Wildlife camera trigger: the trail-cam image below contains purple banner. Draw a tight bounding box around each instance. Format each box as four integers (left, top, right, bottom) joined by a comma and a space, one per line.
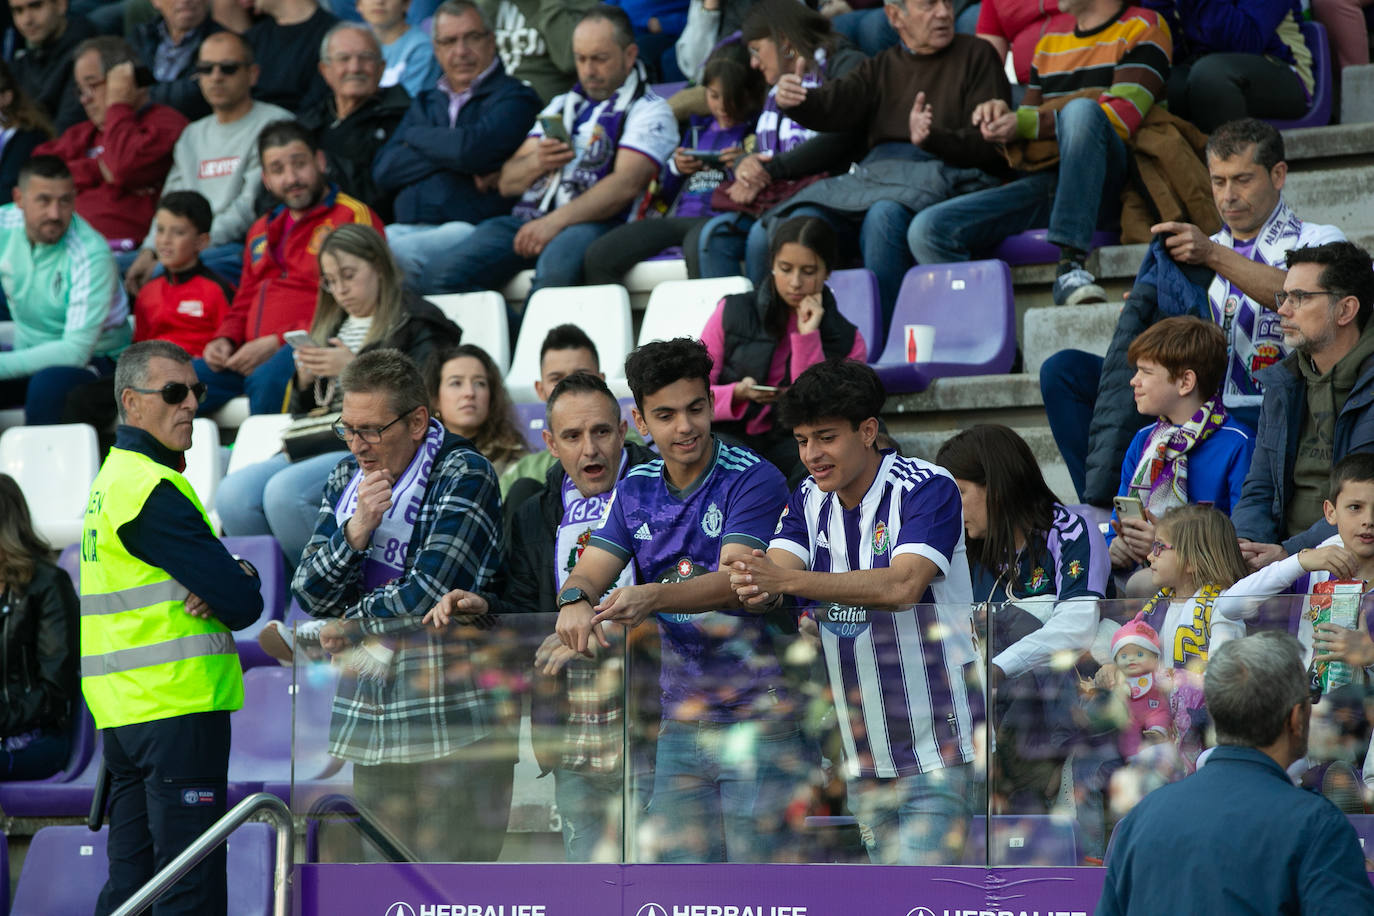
296, 864, 1107, 916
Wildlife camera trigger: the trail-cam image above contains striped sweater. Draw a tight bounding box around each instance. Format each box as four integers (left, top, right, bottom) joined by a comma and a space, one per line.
1016, 6, 1172, 142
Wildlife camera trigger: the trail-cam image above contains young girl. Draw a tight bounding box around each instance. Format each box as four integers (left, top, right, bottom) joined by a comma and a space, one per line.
583, 44, 763, 284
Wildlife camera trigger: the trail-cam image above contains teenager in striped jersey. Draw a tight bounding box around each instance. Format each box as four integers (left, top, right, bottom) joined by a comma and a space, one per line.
728, 358, 981, 865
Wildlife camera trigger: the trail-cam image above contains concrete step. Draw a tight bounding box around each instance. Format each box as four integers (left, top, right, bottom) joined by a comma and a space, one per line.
1340, 67, 1374, 126
1023, 302, 1119, 374
892, 422, 1075, 505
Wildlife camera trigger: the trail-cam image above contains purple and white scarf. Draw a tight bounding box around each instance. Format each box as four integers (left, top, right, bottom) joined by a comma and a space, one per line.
1127, 396, 1227, 517
334, 418, 445, 592
755, 48, 826, 155
513, 61, 648, 221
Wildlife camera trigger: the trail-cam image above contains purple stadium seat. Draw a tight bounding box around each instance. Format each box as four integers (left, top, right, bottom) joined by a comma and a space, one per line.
983, 815, 1079, 866
514, 401, 548, 453
651, 80, 688, 98
827, 268, 882, 361
1268, 21, 1333, 130
1346, 814, 1374, 858
12, 823, 274, 916
0, 832, 8, 916
58, 542, 78, 590
264, 761, 356, 822
11, 826, 109, 916
0, 701, 97, 816
222, 535, 288, 670
992, 229, 1121, 266
228, 665, 343, 805
873, 261, 1016, 394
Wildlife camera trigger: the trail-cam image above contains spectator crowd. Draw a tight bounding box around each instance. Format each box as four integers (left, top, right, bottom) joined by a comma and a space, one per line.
4, 0, 1374, 911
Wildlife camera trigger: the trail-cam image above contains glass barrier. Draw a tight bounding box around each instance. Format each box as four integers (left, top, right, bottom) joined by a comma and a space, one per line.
288, 593, 1374, 868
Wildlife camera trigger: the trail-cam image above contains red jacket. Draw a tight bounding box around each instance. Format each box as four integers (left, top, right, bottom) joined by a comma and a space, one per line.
216, 186, 383, 346
34, 101, 187, 243
134, 261, 233, 355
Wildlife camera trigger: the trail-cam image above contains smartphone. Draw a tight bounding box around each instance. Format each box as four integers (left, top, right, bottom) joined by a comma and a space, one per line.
681, 149, 724, 167
539, 114, 571, 144
284, 330, 323, 349
750, 384, 779, 393
1113, 495, 1148, 522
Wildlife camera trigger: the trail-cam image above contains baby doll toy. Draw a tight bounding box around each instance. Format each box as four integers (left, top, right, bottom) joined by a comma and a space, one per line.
1111, 612, 1173, 758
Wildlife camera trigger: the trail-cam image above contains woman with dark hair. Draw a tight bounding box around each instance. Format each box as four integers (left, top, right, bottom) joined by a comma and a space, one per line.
216, 223, 461, 568
427, 343, 528, 476
0, 59, 53, 201
703, 216, 865, 478
695, 0, 862, 284
0, 473, 79, 781
936, 424, 1109, 814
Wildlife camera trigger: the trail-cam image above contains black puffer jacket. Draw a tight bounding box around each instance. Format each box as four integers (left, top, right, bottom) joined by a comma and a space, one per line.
299, 85, 412, 223
1, 559, 79, 737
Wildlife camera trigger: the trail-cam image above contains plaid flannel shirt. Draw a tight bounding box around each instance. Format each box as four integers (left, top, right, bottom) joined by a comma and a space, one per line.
292, 435, 504, 764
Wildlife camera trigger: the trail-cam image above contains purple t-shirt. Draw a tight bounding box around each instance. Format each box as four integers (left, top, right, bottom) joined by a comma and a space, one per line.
668, 116, 751, 220
590, 438, 789, 722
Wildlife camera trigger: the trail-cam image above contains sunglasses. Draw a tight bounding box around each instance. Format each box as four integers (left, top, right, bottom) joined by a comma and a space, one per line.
194, 61, 246, 77
127, 381, 209, 405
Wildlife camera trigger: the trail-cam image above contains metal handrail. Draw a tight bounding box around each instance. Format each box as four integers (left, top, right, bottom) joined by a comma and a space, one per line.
110, 791, 293, 916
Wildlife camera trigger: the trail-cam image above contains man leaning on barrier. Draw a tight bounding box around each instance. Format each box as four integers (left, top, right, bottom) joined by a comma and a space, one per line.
292, 347, 512, 862
729, 357, 982, 865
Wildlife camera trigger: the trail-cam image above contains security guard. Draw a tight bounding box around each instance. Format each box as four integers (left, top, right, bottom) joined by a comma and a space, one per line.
81, 340, 263, 916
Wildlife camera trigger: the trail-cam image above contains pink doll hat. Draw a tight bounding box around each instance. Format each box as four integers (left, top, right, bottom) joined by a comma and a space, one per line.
1112, 611, 1161, 657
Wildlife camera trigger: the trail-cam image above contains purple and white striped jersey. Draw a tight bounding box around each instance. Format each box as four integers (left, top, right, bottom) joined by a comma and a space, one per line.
771, 450, 980, 779
590, 438, 791, 723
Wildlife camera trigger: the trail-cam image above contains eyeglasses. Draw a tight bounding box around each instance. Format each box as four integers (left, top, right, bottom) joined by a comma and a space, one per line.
325, 52, 382, 65
127, 381, 209, 405
332, 409, 415, 444
1150, 539, 1174, 558
1275, 289, 1341, 310
193, 61, 247, 77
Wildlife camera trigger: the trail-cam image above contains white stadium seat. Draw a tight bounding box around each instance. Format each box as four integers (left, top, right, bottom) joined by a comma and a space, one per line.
183, 417, 224, 512
506, 285, 634, 402
225, 413, 295, 478
0, 423, 99, 548
426, 292, 511, 375
638, 276, 753, 346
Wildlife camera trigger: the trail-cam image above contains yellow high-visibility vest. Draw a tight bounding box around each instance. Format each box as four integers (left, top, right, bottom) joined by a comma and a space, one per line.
79, 447, 243, 729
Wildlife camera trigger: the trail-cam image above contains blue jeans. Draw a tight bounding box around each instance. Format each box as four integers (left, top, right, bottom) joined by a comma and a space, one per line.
200, 243, 244, 287
553, 768, 623, 862
432, 213, 621, 296
847, 761, 974, 865
908, 97, 1127, 263
193, 344, 297, 416
1039, 348, 1104, 501
386, 221, 477, 293
648, 717, 811, 863
215, 449, 340, 570
0, 357, 117, 425
694, 212, 754, 280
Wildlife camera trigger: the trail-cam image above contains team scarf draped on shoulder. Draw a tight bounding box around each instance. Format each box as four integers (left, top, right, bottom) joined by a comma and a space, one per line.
1127, 396, 1227, 517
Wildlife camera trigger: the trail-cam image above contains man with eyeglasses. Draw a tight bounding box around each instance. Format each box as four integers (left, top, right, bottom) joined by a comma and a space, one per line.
33, 35, 188, 259
0, 154, 130, 425
7, 0, 96, 130
243, 0, 338, 113
124, 32, 292, 294
130, 0, 224, 121
299, 23, 410, 222
192, 118, 383, 416
1232, 241, 1374, 572
81, 338, 264, 915
292, 347, 512, 861
1041, 117, 1346, 509
374, 0, 540, 293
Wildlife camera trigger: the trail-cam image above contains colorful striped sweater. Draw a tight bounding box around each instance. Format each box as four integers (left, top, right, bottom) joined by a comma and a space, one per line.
1016, 6, 1172, 143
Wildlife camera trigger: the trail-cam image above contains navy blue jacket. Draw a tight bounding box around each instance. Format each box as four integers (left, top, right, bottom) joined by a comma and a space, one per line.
114, 426, 263, 630
372, 61, 541, 226
1231, 339, 1374, 553
1099, 745, 1374, 915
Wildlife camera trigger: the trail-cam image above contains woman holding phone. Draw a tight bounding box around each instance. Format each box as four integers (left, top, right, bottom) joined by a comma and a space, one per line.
701, 217, 864, 482
216, 224, 460, 568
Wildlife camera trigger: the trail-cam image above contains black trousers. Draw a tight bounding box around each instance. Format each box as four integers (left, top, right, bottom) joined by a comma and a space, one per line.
583, 216, 709, 285
1168, 53, 1308, 132
96, 711, 232, 916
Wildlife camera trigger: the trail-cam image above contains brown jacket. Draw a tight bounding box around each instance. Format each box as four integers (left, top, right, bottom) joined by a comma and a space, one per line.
1000, 91, 1219, 243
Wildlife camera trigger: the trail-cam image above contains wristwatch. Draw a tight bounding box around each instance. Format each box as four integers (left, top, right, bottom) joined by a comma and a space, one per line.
557, 586, 589, 610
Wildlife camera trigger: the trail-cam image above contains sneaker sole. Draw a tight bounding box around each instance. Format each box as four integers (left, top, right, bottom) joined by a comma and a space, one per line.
1061, 283, 1108, 306
258, 623, 295, 666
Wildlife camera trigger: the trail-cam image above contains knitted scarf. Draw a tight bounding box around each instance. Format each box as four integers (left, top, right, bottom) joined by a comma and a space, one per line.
1127, 396, 1227, 517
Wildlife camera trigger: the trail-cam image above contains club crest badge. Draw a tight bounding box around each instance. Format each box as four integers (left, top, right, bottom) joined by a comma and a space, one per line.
702, 502, 723, 538
872, 521, 888, 555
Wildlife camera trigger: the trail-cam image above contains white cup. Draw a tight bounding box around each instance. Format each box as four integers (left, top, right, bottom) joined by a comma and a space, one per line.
903, 324, 935, 363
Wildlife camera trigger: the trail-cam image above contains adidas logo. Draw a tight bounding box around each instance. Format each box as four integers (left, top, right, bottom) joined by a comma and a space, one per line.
816, 531, 830, 548
634, 523, 652, 541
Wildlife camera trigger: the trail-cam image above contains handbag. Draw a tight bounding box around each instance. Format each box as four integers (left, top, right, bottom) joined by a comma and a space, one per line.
708, 173, 824, 217
281, 409, 342, 462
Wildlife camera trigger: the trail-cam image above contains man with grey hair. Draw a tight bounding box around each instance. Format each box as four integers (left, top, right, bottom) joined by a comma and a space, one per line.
83, 338, 262, 915
131, 0, 225, 120
373, 0, 541, 291
1099, 632, 1374, 914
299, 22, 410, 221
33, 35, 188, 253
292, 347, 513, 860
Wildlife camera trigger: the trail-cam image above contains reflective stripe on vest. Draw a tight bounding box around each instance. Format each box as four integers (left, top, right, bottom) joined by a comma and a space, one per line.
80, 631, 236, 677
80, 580, 189, 616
